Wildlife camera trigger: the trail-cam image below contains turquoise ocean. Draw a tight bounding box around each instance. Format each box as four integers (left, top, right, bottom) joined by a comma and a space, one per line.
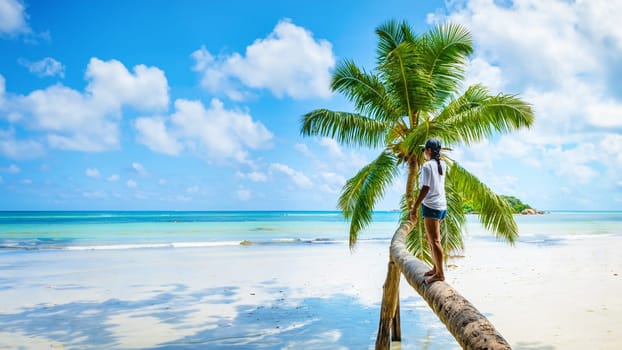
0, 211, 620, 349
1, 210, 621, 251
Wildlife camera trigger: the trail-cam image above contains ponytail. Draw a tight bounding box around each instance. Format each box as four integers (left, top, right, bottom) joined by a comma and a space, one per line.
431, 149, 443, 175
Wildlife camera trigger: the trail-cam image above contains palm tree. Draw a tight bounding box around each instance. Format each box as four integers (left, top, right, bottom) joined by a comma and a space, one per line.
301, 20, 533, 261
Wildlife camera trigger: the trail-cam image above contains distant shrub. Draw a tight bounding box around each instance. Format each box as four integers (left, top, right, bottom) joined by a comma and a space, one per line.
462, 195, 531, 214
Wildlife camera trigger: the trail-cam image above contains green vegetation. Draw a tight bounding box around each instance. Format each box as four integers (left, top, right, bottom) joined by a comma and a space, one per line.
300, 20, 534, 262
463, 195, 532, 214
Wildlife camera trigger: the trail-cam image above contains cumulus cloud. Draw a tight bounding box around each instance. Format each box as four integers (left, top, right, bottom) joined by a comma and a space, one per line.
0, 0, 29, 36
135, 98, 272, 163
107, 174, 119, 182
294, 143, 312, 158
85, 58, 169, 112
2, 58, 169, 153
18, 57, 65, 78
0, 128, 45, 159
133, 117, 182, 155
270, 163, 312, 188
126, 179, 137, 188
317, 137, 343, 157
85, 168, 100, 178
236, 171, 268, 182
586, 100, 622, 128
192, 19, 335, 100
464, 57, 504, 93
317, 171, 346, 194
435, 1, 622, 131
131, 162, 148, 176
427, 0, 622, 206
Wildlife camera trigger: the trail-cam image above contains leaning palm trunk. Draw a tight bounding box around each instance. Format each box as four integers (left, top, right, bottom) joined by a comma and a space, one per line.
376, 221, 511, 350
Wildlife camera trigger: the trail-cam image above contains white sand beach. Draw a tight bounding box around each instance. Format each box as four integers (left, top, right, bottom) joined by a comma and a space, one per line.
0, 235, 620, 349
449, 236, 622, 350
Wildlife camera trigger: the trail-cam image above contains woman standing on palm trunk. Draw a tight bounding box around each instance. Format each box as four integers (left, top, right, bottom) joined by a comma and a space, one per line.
409, 138, 447, 284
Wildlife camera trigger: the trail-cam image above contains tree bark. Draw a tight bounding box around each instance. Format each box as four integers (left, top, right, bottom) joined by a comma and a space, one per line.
391, 298, 401, 341
375, 259, 401, 350
390, 221, 512, 350
405, 161, 417, 209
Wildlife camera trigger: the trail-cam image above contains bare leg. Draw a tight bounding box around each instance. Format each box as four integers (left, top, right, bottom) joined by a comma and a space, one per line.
424, 218, 444, 284
424, 230, 436, 276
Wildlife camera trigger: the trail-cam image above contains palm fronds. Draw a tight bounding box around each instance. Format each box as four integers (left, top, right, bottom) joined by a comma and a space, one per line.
419, 23, 473, 109
301, 109, 389, 148
435, 84, 534, 145
331, 60, 400, 123
299, 19, 533, 253
338, 151, 400, 247
448, 162, 519, 243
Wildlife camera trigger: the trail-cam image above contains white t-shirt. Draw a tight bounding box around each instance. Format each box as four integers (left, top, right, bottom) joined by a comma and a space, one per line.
419, 159, 447, 210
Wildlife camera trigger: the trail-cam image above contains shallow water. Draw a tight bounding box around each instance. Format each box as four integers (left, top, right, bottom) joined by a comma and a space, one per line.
1, 211, 619, 251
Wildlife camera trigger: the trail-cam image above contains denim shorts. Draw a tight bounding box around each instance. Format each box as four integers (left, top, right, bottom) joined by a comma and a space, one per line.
422, 204, 447, 220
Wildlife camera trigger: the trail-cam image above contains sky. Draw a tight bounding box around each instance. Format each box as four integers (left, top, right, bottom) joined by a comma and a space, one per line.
0, 0, 621, 211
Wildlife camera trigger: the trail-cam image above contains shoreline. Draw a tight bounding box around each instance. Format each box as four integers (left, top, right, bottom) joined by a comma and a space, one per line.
0, 234, 620, 349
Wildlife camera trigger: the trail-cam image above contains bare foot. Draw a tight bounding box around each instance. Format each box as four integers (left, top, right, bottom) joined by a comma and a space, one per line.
425, 274, 445, 284
424, 269, 436, 277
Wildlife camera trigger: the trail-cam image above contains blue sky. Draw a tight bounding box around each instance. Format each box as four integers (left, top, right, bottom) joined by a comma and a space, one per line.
0, 0, 621, 211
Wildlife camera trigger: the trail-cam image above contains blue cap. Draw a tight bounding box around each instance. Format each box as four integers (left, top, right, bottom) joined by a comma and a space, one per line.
424, 138, 441, 151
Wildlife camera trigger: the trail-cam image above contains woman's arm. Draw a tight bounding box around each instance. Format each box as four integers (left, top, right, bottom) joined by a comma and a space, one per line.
409, 186, 429, 222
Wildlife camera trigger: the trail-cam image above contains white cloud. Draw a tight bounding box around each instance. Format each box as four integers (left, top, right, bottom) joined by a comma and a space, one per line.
586, 100, 622, 128
133, 117, 182, 155
545, 145, 599, 184
192, 19, 335, 100
0, 0, 29, 35
107, 174, 119, 182
158, 178, 166, 185
126, 179, 137, 188
237, 171, 268, 182
435, 1, 600, 88
434, 0, 622, 131
270, 163, 312, 188
464, 57, 504, 93
317, 137, 343, 157
247, 171, 268, 182
317, 171, 346, 194
426, 0, 622, 208
294, 143, 312, 157
0, 175, 3, 183
0, 128, 45, 159
18, 57, 66, 78
131, 162, 148, 176
135, 98, 272, 163
2, 58, 169, 153
85, 58, 169, 112
20, 178, 31, 185
85, 168, 100, 178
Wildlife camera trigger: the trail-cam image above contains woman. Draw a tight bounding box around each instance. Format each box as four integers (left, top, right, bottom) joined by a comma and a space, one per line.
409, 138, 447, 284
